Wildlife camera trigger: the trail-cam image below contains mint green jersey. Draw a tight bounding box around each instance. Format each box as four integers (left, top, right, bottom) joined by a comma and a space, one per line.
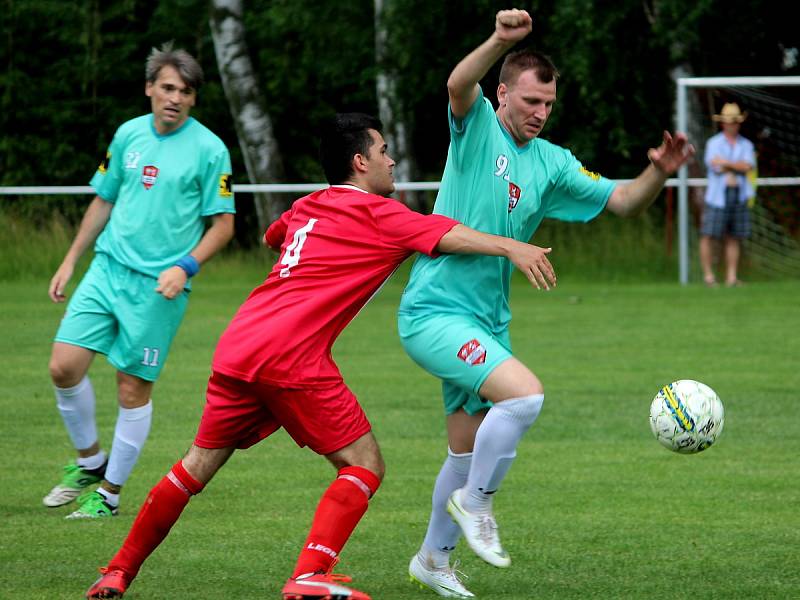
399, 87, 615, 331
90, 115, 235, 280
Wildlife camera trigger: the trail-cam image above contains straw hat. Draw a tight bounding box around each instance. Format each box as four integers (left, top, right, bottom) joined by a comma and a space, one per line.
713, 103, 747, 123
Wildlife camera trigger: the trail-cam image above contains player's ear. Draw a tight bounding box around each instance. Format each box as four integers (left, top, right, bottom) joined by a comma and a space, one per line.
353, 152, 368, 174
497, 83, 508, 107
145, 81, 154, 97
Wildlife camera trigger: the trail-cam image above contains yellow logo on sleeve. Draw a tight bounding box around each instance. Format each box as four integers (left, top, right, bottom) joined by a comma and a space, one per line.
219, 174, 233, 197
579, 166, 601, 181
98, 152, 111, 174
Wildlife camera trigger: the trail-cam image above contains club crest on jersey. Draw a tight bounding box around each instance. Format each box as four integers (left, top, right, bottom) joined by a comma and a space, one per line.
141, 165, 159, 190
457, 339, 487, 366
508, 182, 521, 213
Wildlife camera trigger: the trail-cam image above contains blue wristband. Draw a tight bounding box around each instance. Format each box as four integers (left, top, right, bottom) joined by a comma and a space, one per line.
175, 255, 200, 277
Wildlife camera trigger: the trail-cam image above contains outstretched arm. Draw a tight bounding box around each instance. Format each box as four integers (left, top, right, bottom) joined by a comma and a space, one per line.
448, 9, 533, 118
437, 224, 555, 290
605, 131, 696, 218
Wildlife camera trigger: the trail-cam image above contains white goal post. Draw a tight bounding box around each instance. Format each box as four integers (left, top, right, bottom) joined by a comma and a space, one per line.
675, 76, 800, 284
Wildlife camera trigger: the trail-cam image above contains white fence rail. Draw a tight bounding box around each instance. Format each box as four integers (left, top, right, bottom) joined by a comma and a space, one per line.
3, 178, 799, 282
0, 177, 800, 196
2, 178, 798, 196
0, 182, 441, 195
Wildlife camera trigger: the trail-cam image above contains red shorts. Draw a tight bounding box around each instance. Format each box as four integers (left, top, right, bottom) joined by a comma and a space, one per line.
194, 371, 371, 455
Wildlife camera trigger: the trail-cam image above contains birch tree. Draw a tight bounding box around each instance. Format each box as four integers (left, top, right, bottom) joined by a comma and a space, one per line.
374, 0, 423, 210
210, 0, 288, 230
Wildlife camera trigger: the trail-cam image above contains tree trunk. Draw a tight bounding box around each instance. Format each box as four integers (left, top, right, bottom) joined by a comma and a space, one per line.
374, 0, 424, 211
209, 0, 288, 231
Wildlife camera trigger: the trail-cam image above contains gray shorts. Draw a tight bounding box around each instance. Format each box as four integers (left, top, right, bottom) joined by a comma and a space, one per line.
700, 188, 751, 239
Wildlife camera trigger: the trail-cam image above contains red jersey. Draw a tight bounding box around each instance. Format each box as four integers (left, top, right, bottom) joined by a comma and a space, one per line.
212, 185, 458, 387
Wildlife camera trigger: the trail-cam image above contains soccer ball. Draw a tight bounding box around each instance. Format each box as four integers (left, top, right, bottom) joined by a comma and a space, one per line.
649, 380, 725, 454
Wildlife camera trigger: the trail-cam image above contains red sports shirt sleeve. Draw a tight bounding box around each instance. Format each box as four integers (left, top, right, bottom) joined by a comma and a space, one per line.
371, 198, 458, 257
264, 208, 292, 249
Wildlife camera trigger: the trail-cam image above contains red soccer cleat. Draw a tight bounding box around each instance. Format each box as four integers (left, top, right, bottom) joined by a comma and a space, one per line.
282, 571, 371, 600
85, 567, 130, 599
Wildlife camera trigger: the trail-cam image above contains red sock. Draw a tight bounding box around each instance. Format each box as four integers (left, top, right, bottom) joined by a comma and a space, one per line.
291, 466, 381, 578
107, 460, 204, 579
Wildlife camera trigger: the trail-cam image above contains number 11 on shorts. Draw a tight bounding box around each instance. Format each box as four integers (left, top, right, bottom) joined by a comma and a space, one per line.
141, 347, 160, 367
280, 218, 317, 278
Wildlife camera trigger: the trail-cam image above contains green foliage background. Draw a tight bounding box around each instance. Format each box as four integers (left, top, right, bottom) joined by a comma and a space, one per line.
2, 0, 797, 235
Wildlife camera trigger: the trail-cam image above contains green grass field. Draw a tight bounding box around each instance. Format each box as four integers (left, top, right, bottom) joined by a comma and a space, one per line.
1, 260, 799, 599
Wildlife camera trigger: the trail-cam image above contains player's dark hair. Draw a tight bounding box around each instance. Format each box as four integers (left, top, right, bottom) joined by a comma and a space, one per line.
319, 113, 383, 184
499, 49, 559, 87
145, 41, 204, 90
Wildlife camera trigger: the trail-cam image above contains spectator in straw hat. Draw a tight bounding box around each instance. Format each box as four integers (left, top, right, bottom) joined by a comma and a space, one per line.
700, 102, 755, 287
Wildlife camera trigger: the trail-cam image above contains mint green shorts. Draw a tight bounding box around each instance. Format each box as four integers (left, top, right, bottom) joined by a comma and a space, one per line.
54, 254, 189, 382
398, 313, 512, 415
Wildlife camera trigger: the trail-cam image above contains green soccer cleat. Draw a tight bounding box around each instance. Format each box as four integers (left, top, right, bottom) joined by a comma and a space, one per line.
43, 461, 106, 508
66, 491, 119, 519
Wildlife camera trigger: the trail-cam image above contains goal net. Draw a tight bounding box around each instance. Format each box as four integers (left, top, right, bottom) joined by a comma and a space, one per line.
675, 76, 800, 283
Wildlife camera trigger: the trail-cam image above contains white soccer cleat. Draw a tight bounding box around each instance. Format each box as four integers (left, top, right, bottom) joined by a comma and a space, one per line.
43, 484, 84, 508
447, 489, 510, 568
408, 554, 474, 598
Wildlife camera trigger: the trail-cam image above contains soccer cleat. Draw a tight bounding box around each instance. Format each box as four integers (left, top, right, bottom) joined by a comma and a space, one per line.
282, 572, 371, 600
66, 491, 119, 519
85, 567, 130, 598
43, 460, 106, 507
409, 554, 474, 598
447, 489, 510, 568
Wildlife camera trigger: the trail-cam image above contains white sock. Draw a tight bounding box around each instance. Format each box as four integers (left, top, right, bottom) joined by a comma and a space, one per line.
463, 394, 544, 513
76, 450, 107, 471
105, 401, 153, 488
96, 487, 120, 507
55, 376, 98, 450
418, 547, 452, 571
422, 449, 472, 563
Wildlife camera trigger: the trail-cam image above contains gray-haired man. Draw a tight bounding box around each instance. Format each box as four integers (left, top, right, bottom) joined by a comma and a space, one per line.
44, 43, 235, 518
